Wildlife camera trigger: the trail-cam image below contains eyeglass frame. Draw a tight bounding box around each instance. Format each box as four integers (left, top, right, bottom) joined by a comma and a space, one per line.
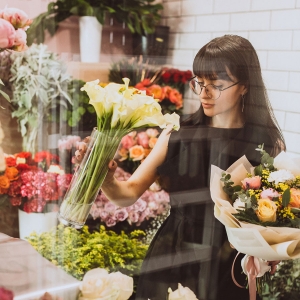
188, 76, 241, 100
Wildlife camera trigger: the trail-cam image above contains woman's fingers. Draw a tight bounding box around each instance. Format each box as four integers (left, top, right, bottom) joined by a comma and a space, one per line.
268, 260, 281, 275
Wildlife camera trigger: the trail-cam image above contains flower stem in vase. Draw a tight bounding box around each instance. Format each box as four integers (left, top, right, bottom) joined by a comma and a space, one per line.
58, 128, 123, 228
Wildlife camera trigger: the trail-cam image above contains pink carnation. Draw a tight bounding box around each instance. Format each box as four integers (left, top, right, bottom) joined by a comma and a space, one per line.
260, 188, 280, 200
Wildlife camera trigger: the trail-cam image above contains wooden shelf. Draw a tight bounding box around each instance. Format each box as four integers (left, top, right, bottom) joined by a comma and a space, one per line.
66, 61, 110, 83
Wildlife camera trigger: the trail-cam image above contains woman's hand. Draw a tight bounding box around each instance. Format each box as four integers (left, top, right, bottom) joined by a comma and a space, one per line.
102, 159, 118, 187
268, 260, 281, 275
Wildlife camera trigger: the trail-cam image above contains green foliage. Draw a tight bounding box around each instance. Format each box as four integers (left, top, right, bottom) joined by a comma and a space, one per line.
27, 0, 164, 45
261, 259, 300, 300
254, 144, 275, 176
9, 44, 72, 153
26, 224, 148, 280
221, 172, 242, 202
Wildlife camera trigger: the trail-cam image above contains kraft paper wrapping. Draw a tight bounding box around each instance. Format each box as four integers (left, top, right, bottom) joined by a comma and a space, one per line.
210, 153, 300, 261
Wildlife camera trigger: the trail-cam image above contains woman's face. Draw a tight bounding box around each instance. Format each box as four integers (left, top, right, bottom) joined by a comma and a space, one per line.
197, 69, 247, 127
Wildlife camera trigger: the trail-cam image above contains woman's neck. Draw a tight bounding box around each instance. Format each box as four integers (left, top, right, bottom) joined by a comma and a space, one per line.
208, 112, 245, 129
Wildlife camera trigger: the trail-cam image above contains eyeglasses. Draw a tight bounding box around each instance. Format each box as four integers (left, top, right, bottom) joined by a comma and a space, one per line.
189, 76, 240, 100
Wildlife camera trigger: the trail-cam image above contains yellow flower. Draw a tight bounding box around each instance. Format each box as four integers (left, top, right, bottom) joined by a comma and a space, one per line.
256, 198, 277, 222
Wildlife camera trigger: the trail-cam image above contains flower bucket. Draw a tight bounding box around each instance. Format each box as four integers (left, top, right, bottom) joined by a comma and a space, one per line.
79, 16, 102, 63
58, 128, 122, 229
18, 209, 57, 240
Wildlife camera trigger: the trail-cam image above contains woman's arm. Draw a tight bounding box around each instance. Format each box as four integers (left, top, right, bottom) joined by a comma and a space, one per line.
101, 125, 173, 207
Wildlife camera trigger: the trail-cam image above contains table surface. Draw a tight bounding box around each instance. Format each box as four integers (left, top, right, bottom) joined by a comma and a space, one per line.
0, 233, 80, 299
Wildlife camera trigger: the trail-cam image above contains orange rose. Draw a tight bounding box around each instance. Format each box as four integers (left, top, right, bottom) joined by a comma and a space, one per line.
0, 175, 10, 194
144, 148, 152, 158
118, 148, 129, 161
148, 85, 163, 100
169, 89, 183, 108
5, 166, 19, 181
289, 188, 300, 208
149, 137, 158, 149
129, 145, 145, 161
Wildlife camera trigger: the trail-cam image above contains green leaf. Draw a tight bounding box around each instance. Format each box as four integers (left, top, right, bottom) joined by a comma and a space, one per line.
282, 188, 291, 207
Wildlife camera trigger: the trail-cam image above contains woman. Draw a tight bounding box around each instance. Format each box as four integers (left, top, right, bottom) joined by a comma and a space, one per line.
102, 35, 285, 300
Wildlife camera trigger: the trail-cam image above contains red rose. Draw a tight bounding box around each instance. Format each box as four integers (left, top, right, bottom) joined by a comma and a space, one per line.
5, 157, 16, 167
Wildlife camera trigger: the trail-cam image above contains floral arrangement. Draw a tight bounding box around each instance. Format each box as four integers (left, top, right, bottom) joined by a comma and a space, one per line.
0, 150, 72, 213
135, 79, 183, 115
0, 7, 32, 53
221, 144, 300, 228
58, 77, 179, 228
0, 6, 32, 104
26, 224, 148, 281
116, 128, 160, 174
210, 144, 300, 298
90, 167, 170, 227
78, 268, 133, 300
159, 67, 193, 95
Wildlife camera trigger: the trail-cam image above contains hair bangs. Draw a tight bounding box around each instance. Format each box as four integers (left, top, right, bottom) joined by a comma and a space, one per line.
193, 48, 234, 82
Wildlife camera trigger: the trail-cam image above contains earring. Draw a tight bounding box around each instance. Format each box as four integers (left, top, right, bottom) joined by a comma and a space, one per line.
241, 94, 245, 113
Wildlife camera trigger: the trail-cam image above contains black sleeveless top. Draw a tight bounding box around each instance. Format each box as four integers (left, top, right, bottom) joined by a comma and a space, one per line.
135, 110, 276, 300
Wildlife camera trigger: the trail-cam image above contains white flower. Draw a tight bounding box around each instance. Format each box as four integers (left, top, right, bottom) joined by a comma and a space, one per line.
267, 169, 295, 185
79, 268, 120, 300
168, 284, 198, 300
107, 272, 133, 300
273, 151, 300, 177
16, 157, 26, 165
79, 269, 133, 300
233, 198, 246, 210
47, 165, 65, 175
163, 113, 180, 131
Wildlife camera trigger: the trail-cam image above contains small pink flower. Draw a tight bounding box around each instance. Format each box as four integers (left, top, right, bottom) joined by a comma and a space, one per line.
241, 176, 261, 190
9, 196, 22, 206
137, 132, 149, 148
260, 188, 280, 200
14, 28, 26, 45
114, 208, 128, 222
127, 211, 139, 225
0, 18, 16, 48
106, 217, 117, 227
0, 7, 32, 29
121, 135, 136, 150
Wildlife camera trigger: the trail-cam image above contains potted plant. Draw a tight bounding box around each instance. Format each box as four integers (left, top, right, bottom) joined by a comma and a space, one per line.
26, 0, 164, 45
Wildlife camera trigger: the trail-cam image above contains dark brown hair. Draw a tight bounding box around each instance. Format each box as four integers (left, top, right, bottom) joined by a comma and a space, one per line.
191, 34, 285, 152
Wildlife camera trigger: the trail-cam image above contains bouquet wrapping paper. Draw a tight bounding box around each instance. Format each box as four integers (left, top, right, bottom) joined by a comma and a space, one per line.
210, 153, 300, 261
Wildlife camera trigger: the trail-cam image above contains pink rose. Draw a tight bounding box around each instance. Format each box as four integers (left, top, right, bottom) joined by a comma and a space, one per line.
0, 7, 32, 29
260, 188, 280, 200
14, 28, 26, 45
114, 208, 128, 222
127, 211, 139, 224
106, 217, 117, 227
241, 176, 261, 190
0, 18, 15, 48
137, 132, 149, 148
121, 135, 136, 150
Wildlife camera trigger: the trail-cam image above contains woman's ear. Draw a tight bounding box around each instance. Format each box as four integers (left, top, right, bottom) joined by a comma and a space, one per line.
241, 84, 248, 95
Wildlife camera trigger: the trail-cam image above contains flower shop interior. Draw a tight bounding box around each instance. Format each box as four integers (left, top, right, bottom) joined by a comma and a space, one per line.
1, 0, 300, 299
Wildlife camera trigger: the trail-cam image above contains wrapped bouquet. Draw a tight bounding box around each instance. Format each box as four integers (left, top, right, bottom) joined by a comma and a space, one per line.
210, 145, 300, 298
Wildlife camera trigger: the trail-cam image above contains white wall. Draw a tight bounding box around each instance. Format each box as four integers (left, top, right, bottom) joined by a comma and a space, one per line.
162, 0, 300, 156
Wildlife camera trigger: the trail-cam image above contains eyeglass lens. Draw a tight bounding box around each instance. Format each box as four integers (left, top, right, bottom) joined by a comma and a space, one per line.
189, 80, 220, 99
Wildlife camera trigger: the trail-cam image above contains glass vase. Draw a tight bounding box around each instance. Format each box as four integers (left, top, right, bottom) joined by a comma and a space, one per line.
58, 128, 122, 229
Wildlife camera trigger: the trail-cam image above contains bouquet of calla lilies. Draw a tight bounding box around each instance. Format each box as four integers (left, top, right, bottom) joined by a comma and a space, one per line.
58, 78, 180, 228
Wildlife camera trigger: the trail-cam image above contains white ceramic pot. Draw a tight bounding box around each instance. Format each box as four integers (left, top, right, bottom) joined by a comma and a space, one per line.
18, 209, 58, 240
79, 16, 103, 63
